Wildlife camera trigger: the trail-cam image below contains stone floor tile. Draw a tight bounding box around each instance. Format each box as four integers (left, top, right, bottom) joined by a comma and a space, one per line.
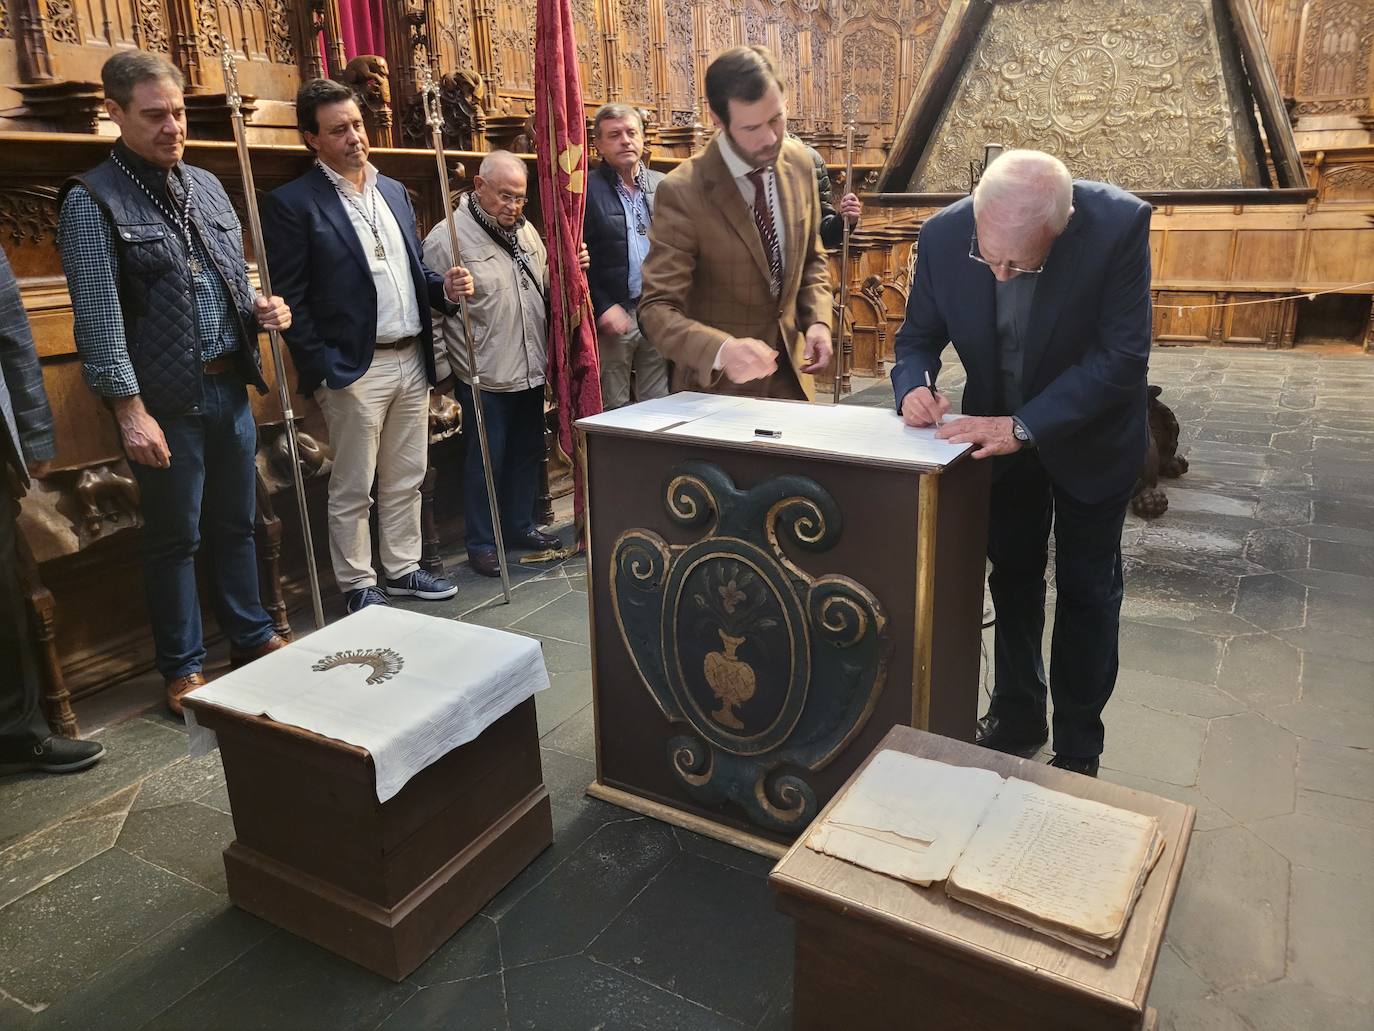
116, 801, 235, 895
142, 929, 417, 1031
1160, 996, 1253, 1031
1311, 499, 1374, 532
482, 798, 634, 924
1248, 812, 1374, 882
538, 746, 596, 813
0, 848, 215, 1011
377, 974, 507, 1030
1166, 826, 1290, 992
1186, 462, 1266, 486
0, 813, 124, 911
1270, 700, 1374, 750
406, 915, 502, 988
1222, 980, 1370, 1031
1122, 559, 1240, 614
458, 576, 574, 630
1197, 713, 1296, 822
505, 954, 743, 1030
1098, 699, 1207, 786
1286, 865, 1374, 1002
1146, 942, 1211, 1013
0, 719, 189, 850
589, 852, 793, 1025
525, 633, 591, 674
1276, 625, 1374, 664
1282, 567, 1374, 601
25, 904, 272, 1030
1299, 651, 1374, 713
130, 750, 228, 812
1119, 621, 1226, 685
1296, 789, 1374, 830
1242, 528, 1309, 572
671, 827, 778, 878
1110, 669, 1246, 720
1232, 573, 1307, 631
536, 668, 593, 737
1309, 539, 1374, 579
1253, 492, 1314, 527
1215, 634, 1302, 710
1098, 770, 1235, 832
497, 818, 678, 967
539, 701, 595, 761
513, 587, 592, 644
1296, 738, 1374, 801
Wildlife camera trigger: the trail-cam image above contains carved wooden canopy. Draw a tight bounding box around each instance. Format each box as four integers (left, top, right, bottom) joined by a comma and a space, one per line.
873, 0, 1312, 204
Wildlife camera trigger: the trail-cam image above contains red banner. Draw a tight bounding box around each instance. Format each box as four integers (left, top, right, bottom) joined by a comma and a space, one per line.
535, 0, 603, 533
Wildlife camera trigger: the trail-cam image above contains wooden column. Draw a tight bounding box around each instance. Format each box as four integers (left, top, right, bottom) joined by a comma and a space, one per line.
694, 0, 711, 122
12, 0, 56, 83
602, 0, 623, 100
471, 0, 499, 87
797, 26, 814, 132
167, 0, 214, 92
648, 0, 671, 122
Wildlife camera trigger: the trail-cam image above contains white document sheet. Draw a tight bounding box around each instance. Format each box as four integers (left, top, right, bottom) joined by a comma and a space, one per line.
806, 751, 1006, 886
182, 606, 551, 802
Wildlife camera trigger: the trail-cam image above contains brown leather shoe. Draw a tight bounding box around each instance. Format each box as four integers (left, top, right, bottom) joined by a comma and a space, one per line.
229, 633, 289, 670
166, 672, 206, 717
469, 550, 501, 578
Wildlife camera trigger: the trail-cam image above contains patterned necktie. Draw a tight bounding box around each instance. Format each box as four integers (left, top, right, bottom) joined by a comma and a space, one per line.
746, 167, 782, 298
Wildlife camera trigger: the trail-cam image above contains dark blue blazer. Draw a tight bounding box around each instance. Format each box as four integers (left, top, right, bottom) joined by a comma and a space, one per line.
583, 161, 663, 317
891, 181, 1152, 504
263, 166, 451, 395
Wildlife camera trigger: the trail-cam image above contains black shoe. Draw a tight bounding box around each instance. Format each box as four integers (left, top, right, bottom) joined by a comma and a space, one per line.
344, 585, 391, 614
974, 715, 1049, 757
1048, 754, 1100, 778
0, 736, 105, 776
469, 550, 502, 577
509, 528, 561, 551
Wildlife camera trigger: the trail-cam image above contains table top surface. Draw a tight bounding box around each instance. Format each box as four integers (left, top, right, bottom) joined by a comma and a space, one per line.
577, 392, 972, 472
769, 725, 1196, 1013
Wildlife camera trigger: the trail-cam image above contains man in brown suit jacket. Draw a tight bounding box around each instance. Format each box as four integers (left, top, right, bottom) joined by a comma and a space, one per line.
639, 46, 833, 399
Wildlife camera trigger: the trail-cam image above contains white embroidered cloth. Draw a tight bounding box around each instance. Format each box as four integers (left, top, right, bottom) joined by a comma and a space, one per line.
183, 606, 551, 802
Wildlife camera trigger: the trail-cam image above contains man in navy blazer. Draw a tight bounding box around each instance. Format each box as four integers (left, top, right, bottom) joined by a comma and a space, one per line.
264, 78, 473, 614
892, 149, 1151, 777
583, 103, 669, 409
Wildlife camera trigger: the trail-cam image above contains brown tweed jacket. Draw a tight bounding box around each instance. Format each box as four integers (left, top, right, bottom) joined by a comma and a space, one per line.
638, 135, 833, 399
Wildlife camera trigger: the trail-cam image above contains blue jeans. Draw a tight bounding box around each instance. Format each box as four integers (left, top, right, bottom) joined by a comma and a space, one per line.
126, 373, 275, 679
455, 383, 543, 554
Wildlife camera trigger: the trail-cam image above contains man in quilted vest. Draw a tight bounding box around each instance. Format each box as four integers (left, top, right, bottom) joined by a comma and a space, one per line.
58, 52, 294, 716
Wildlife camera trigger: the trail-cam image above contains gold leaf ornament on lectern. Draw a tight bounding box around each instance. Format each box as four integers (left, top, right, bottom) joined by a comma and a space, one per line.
312, 648, 405, 686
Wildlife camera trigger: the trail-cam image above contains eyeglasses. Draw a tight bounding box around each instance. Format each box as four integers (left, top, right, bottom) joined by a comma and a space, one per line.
495, 191, 527, 209
968, 234, 1046, 275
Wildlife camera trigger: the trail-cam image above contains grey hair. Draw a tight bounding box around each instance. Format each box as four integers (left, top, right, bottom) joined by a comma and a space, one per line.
102, 51, 184, 109
973, 149, 1073, 233
478, 150, 528, 181
592, 103, 644, 137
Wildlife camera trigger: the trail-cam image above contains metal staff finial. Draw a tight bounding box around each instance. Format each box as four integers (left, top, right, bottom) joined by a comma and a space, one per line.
221, 46, 326, 630
841, 91, 860, 128
420, 60, 513, 601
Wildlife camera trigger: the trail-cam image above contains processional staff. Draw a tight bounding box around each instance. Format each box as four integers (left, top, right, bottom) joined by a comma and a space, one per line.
418, 62, 513, 603
221, 50, 326, 630
833, 91, 860, 405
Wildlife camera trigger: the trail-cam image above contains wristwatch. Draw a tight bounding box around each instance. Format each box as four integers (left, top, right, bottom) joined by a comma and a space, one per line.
1011, 416, 1035, 447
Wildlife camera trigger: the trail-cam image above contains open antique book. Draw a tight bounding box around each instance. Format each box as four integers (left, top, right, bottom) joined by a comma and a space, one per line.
806, 751, 1165, 957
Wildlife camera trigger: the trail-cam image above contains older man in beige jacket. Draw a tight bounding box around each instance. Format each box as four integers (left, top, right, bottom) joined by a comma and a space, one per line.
639, 46, 833, 399
423, 151, 560, 577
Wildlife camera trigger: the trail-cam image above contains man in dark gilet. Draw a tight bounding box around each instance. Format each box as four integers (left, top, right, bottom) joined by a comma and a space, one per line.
58, 52, 293, 716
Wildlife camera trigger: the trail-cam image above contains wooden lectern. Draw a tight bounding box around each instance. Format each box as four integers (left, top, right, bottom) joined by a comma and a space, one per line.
579, 395, 991, 856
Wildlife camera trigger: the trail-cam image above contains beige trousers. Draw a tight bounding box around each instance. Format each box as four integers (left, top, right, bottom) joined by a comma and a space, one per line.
597, 309, 670, 410
315, 344, 428, 591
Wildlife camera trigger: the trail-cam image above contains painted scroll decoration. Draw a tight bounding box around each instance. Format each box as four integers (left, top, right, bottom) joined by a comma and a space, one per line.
610, 461, 890, 832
